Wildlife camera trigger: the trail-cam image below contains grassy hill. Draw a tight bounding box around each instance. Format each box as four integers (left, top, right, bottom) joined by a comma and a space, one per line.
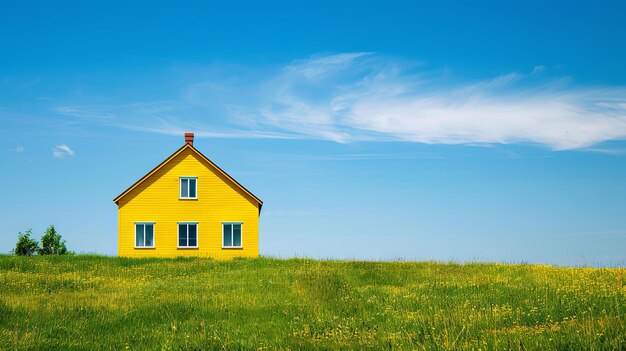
0, 255, 624, 350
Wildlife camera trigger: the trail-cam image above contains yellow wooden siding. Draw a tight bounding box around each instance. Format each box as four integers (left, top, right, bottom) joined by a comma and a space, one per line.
117, 148, 259, 259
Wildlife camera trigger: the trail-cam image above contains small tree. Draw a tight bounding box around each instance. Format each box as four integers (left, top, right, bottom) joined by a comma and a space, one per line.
39, 225, 67, 255
14, 229, 39, 256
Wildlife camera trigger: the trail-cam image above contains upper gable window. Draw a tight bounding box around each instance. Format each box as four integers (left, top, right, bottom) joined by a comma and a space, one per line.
180, 177, 197, 199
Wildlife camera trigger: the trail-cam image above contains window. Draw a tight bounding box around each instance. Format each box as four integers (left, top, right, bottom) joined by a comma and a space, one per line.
135, 223, 155, 248
222, 222, 242, 248
178, 222, 198, 248
180, 177, 197, 199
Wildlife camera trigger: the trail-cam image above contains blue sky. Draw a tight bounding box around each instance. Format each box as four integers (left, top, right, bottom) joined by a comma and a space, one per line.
1, 1, 626, 265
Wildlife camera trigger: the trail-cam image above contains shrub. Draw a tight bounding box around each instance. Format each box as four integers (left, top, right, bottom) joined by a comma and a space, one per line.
14, 229, 39, 256
39, 225, 67, 255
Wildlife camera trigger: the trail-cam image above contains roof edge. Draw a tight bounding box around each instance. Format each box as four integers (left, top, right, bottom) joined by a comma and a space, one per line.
113, 144, 263, 207
113, 144, 189, 204
187, 144, 263, 207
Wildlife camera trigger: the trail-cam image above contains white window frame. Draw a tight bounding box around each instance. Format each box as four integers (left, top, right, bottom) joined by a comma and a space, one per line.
222, 222, 243, 249
179, 176, 198, 200
134, 222, 156, 249
177, 222, 199, 248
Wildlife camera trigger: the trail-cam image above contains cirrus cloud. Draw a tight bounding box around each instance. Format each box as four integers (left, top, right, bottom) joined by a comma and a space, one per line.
250, 53, 626, 150
52, 144, 75, 159
52, 53, 626, 150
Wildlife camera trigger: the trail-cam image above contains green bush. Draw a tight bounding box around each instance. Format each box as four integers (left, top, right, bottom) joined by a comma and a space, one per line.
38, 225, 67, 255
14, 229, 39, 255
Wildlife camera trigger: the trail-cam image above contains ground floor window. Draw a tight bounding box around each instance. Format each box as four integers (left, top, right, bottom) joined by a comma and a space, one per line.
223, 222, 242, 248
178, 222, 198, 248
135, 223, 155, 248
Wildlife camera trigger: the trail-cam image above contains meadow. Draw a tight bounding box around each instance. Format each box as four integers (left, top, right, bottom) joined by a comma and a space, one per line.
0, 255, 624, 350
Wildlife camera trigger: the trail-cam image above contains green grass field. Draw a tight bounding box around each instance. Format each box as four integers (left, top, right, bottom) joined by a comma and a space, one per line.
0, 255, 624, 350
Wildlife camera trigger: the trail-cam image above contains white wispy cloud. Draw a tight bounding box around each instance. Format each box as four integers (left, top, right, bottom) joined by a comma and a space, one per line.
52, 144, 75, 159
11, 145, 25, 153
251, 53, 626, 149
51, 53, 626, 150
583, 147, 626, 155
52, 102, 298, 140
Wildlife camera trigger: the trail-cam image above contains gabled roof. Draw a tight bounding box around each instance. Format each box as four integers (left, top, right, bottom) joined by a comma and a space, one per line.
113, 143, 263, 209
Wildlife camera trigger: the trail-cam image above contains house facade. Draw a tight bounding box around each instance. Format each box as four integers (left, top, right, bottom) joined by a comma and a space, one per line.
113, 133, 262, 258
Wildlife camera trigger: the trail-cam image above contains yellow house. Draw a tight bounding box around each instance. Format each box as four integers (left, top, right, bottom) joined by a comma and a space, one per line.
113, 133, 262, 258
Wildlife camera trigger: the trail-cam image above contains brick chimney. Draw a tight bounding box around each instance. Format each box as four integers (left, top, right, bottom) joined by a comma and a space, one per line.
184, 132, 194, 145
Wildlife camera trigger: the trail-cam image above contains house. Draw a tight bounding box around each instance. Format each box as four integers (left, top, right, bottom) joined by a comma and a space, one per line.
113, 133, 262, 258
